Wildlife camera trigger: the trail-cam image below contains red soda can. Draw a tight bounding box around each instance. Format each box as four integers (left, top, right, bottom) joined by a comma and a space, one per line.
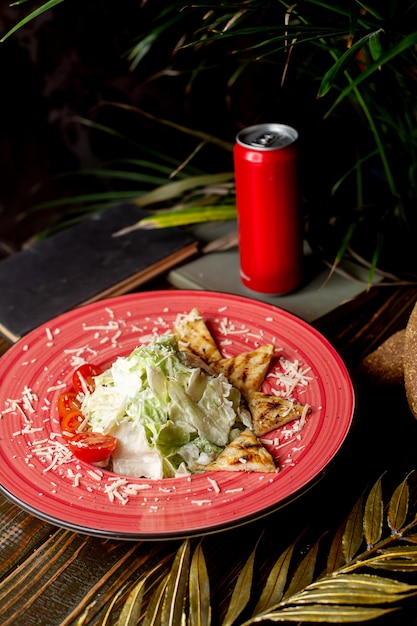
233, 123, 302, 295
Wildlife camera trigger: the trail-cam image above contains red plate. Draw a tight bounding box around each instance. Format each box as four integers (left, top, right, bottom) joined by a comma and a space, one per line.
0, 291, 355, 540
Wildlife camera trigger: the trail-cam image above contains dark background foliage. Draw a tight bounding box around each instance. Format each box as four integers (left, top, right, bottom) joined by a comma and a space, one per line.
0, 1, 322, 251
0, 1, 171, 250
1, 0, 417, 280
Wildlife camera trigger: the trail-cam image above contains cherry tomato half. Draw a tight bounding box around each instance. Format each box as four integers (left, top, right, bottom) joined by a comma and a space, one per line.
68, 432, 117, 463
72, 363, 103, 395
61, 409, 85, 438
57, 391, 81, 420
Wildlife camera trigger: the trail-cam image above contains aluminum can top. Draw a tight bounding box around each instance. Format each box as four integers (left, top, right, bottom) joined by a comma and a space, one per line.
236, 123, 298, 151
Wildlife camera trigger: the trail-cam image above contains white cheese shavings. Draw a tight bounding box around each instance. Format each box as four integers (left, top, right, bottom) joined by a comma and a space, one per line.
103, 478, 152, 504
207, 477, 220, 493
83, 321, 120, 331
217, 318, 250, 336
123, 483, 152, 495
111, 330, 122, 345
13, 424, 44, 436
31, 439, 74, 472
86, 469, 104, 481
268, 357, 313, 398
275, 438, 295, 450
71, 473, 83, 487
219, 339, 233, 347
46, 383, 66, 393
104, 478, 129, 503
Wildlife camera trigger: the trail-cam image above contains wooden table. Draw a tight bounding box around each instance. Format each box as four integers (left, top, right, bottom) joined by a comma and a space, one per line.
2, 283, 417, 625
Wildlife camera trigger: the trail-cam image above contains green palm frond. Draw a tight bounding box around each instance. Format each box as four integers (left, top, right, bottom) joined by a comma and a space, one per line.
66, 474, 417, 625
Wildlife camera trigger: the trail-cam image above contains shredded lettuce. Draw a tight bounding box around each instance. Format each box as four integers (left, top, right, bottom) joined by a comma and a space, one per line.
81, 335, 243, 478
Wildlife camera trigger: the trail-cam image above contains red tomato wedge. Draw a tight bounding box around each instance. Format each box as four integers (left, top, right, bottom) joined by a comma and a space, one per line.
61, 409, 86, 437
68, 432, 117, 463
57, 391, 81, 420
72, 363, 103, 395
61, 410, 85, 438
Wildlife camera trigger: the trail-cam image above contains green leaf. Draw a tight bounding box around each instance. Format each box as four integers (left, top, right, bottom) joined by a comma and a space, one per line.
368, 29, 384, 62
128, 32, 161, 69
1, 0, 65, 43
326, 521, 347, 573
252, 543, 295, 614
189, 543, 211, 626
142, 581, 168, 626
127, 12, 197, 71
62, 116, 199, 171
115, 204, 237, 234
388, 477, 410, 534
247, 603, 394, 622
221, 539, 260, 626
342, 495, 364, 562
115, 577, 146, 626
161, 540, 190, 626
99, 582, 129, 626
322, 221, 357, 288
363, 477, 383, 549
133, 173, 234, 209
323, 30, 417, 116
294, 572, 417, 605
142, 575, 169, 626
282, 539, 320, 600
367, 231, 385, 289
31, 190, 147, 212
317, 29, 384, 97
365, 546, 417, 573
107, 103, 235, 153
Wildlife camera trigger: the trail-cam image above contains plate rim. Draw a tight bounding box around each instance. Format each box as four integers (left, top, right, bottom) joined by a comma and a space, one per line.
0, 289, 356, 540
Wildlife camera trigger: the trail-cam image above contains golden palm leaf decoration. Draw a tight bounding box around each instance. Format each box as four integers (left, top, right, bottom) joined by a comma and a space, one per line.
76, 474, 417, 624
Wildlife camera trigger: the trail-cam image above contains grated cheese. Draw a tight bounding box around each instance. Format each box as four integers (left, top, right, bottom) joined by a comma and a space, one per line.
46, 383, 66, 393
207, 476, 221, 493
268, 357, 313, 398
86, 469, 104, 481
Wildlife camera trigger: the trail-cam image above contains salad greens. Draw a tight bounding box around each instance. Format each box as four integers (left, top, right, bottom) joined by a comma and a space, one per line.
81, 335, 247, 478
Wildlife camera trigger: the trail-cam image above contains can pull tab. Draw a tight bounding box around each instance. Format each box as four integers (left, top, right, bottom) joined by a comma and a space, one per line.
251, 133, 277, 148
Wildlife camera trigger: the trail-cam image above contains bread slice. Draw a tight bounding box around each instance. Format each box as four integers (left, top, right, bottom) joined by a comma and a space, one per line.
357, 329, 404, 387
174, 307, 222, 363
205, 429, 277, 472
246, 390, 307, 437
404, 302, 417, 419
213, 344, 275, 396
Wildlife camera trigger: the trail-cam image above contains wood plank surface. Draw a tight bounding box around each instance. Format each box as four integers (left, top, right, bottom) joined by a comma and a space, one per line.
1, 284, 417, 625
